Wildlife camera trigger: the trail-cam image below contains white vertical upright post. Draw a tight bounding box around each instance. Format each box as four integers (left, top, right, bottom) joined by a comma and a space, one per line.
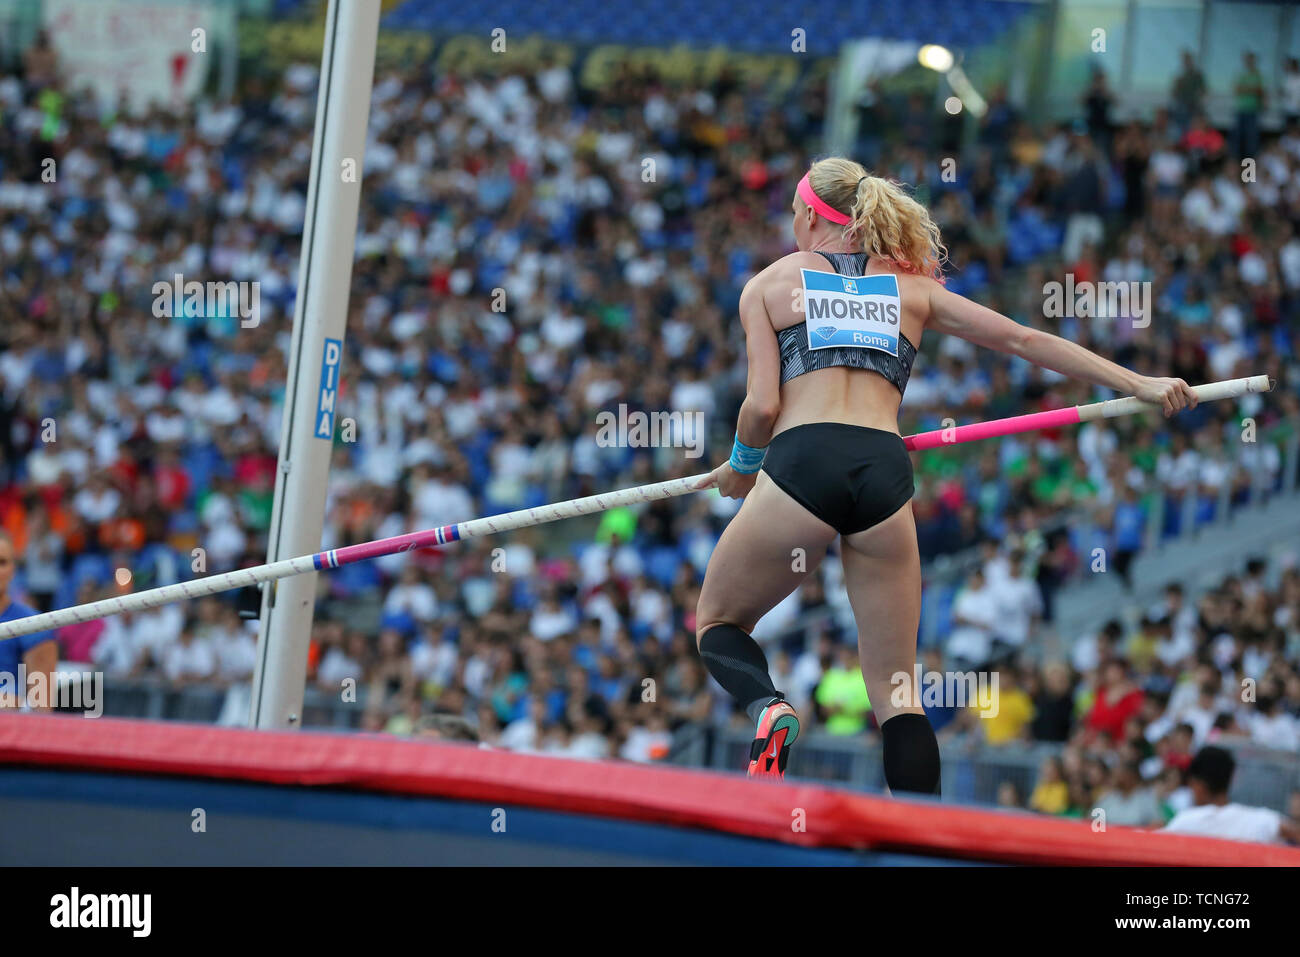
249, 0, 380, 730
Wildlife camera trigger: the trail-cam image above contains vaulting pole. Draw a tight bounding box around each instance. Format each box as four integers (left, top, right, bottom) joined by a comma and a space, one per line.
0, 375, 1272, 642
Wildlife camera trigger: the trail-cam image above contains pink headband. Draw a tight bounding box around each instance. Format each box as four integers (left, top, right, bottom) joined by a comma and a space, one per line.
797, 172, 852, 226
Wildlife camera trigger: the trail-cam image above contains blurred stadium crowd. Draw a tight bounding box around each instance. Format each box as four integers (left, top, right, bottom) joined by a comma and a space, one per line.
1, 36, 1299, 792
979, 561, 1300, 822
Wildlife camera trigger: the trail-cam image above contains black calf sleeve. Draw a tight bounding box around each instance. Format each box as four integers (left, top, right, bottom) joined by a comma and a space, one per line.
697, 624, 780, 722
881, 712, 942, 796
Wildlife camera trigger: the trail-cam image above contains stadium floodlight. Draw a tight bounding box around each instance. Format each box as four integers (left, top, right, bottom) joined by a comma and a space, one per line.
917, 43, 987, 118
917, 44, 955, 73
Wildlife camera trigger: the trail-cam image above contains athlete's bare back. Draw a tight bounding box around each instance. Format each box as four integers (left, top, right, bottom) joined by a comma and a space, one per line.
746, 248, 934, 438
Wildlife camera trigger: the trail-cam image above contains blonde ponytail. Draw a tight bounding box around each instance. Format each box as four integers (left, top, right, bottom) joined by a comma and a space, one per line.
806, 157, 946, 281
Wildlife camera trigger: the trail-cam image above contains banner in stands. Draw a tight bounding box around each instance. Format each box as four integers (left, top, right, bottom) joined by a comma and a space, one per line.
239, 20, 829, 93
43, 0, 216, 112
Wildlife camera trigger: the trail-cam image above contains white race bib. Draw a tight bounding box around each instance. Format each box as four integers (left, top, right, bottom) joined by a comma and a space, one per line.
800, 269, 901, 354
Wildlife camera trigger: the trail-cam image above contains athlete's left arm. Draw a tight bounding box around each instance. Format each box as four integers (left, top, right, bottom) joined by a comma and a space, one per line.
926, 282, 1198, 416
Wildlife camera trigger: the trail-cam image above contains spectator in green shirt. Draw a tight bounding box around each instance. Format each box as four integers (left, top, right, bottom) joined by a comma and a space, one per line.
815, 643, 874, 735
1234, 51, 1266, 159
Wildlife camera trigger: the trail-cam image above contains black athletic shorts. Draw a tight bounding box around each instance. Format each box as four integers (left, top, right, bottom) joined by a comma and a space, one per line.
761, 422, 914, 535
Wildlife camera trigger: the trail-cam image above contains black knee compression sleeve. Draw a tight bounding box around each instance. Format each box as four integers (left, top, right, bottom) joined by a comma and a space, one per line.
881, 712, 942, 796
697, 624, 780, 722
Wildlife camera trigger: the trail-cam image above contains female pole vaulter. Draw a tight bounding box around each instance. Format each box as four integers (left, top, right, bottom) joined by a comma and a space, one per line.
693, 156, 1198, 791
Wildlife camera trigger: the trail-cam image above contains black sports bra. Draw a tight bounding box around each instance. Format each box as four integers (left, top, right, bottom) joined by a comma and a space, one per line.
777, 251, 916, 396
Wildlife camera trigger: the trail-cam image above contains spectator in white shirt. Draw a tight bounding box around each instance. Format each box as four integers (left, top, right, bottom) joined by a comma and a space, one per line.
162, 630, 217, 687
212, 610, 258, 727
947, 568, 998, 669
1155, 430, 1199, 494
1152, 615, 1196, 669
618, 712, 672, 762
1093, 760, 1165, 827
978, 538, 1011, 588
499, 696, 546, 752
383, 565, 439, 623
1282, 57, 1300, 126
988, 551, 1043, 659
1162, 584, 1196, 638
768, 648, 805, 715
1248, 692, 1299, 752
211, 607, 257, 683
1162, 746, 1299, 844
629, 574, 672, 640
410, 463, 475, 530
565, 711, 611, 760
1178, 679, 1228, 746
410, 627, 458, 692
132, 603, 185, 669
91, 611, 144, 678
530, 590, 578, 642
791, 634, 834, 710
72, 475, 121, 524
1167, 661, 1220, 715
1241, 557, 1268, 601
1071, 619, 1123, 674
316, 632, 369, 690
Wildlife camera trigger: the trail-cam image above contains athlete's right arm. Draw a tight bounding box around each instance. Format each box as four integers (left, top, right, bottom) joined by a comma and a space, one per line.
693, 273, 782, 495
735, 274, 782, 445
926, 283, 1198, 417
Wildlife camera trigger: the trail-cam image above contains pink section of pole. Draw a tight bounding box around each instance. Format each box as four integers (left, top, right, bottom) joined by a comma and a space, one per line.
904, 406, 1083, 452
329, 524, 458, 568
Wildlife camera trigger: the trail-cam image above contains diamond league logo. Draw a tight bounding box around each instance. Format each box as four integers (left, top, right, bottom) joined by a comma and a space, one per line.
814, 325, 838, 341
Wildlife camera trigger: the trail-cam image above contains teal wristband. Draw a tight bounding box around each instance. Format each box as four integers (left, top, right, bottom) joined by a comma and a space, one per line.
729, 432, 767, 474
